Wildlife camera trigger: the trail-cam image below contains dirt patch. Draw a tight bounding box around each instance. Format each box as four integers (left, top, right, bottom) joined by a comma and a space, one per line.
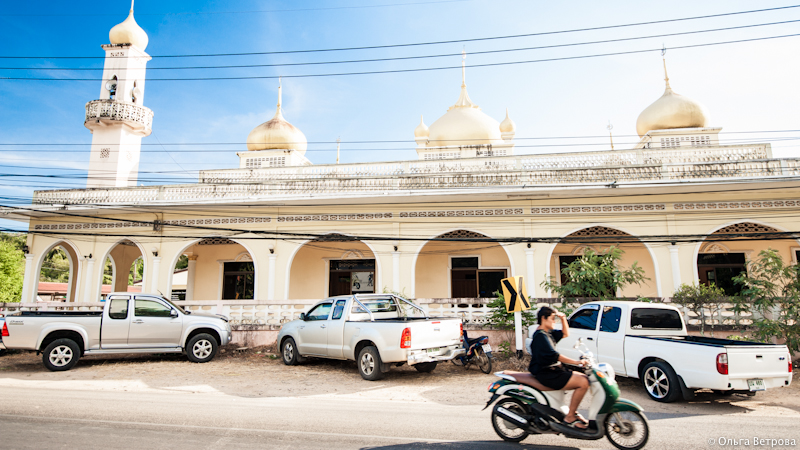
0, 348, 797, 414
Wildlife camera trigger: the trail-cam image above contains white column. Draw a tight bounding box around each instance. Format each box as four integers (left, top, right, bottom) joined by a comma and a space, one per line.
150, 256, 162, 294
185, 255, 197, 301
268, 254, 277, 301
392, 251, 401, 293
20, 254, 35, 303
525, 247, 535, 297
82, 258, 96, 303
669, 245, 682, 292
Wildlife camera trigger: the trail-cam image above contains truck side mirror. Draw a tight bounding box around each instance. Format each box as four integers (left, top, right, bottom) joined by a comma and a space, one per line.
299, 313, 306, 321
170, 309, 178, 318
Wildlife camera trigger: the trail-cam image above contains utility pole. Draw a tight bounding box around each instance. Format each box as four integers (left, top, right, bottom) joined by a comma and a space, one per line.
607, 121, 615, 151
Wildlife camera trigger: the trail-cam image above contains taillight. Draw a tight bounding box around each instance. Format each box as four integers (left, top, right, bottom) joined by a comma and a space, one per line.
459, 323, 463, 342
2, 321, 8, 337
790, 356, 794, 373
400, 327, 411, 349
716, 353, 728, 375
481, 337, 489, 344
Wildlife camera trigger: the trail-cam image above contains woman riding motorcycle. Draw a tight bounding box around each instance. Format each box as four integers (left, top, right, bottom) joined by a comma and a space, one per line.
508, 306, 590, 429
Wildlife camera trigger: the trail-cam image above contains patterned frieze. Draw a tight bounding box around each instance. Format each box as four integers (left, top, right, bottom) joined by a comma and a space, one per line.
400, 208, 523, 218
532, 204, 666, 215
674, 200, 800, 210
277, 213, 393, 222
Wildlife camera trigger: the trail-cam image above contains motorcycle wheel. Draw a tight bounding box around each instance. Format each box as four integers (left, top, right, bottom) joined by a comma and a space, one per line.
605, 411, 650, 450
491, 397, 530, 443
476, 347, 492, 374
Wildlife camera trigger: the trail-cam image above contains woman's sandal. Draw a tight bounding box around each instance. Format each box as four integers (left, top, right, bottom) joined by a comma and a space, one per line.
564, 417, 588, 430
575, 412, 589, 425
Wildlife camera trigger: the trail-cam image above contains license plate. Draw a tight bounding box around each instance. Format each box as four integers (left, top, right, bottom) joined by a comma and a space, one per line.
426, 347, 441, 354
747, 379, 766, 391
482, 344, 492, 353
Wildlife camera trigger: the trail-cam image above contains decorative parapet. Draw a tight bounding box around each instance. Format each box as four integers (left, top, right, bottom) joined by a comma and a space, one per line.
85, 99, 153, 135
31, 146, 792, 206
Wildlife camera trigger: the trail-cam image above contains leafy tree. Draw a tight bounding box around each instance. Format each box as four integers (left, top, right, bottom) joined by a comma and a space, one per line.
671, 283, 726, 336
541, 246, 648, 300
175, 254, 189, 271
0, 240, 24, 302
0, 232, 26, 251
129, 257, 144, 285
733, 249, 800, 354
39, 247, 71, 283
103, 257, 114, 285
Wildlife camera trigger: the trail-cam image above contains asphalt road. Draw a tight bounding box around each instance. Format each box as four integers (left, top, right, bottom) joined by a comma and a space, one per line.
0, 380, 798, 450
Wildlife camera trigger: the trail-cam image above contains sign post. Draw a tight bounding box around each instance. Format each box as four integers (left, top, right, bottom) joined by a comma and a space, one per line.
501, 276, 531, 358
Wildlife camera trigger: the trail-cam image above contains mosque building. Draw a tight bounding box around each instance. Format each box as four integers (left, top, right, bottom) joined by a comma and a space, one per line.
4, 6, 800, 322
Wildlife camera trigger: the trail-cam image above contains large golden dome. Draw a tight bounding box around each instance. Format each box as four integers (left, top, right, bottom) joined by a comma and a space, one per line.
636, 63, 708, 137
426, 83, 502, 147
109, 7, 149, 51
246, 86, 307, 154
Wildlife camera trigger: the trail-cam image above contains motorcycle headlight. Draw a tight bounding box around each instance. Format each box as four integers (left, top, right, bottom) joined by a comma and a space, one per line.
597, 363, 615, 382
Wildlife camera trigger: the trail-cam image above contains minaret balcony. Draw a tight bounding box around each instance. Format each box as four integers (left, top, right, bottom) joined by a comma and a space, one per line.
84, 99, 153, 136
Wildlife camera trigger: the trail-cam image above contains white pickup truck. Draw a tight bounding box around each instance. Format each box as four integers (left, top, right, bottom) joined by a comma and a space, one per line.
277, 294, 465, 380
526, 301, 793, 402
1, 293, 232, 371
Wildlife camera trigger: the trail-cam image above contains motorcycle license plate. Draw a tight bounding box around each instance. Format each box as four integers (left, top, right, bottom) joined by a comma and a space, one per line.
747, 379, 766, 391
426, 347, 441, 354
482, 344, 492, 353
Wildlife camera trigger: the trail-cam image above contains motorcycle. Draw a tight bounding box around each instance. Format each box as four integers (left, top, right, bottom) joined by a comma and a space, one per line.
484, 338, 649, 450
452, 329, 492, 374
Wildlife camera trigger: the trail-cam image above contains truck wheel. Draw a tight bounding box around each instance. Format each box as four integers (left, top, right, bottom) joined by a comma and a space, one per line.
282, 337, 304, 365
42, 338, 81, 372
642, 361, 681, 403
414, 362, 437, 373
358, 346, 385, 381
186, 333, 218, 363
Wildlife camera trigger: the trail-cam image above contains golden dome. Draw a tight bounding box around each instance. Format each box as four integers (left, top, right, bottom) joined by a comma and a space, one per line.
109, 6, 149, 51
414, 115, 429, 138
246, 85, 307, 154
499, 108, 516, 133
426, 82, 502, 146
636, 62, 708, 137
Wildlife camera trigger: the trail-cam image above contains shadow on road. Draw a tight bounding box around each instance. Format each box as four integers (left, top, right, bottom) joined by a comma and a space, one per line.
361, 441, 582, 450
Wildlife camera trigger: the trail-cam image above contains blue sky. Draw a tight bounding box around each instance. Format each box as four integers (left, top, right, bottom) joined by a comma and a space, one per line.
1, 0, 799, 231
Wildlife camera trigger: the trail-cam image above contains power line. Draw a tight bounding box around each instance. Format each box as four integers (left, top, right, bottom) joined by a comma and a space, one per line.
3, 5, 798, 59
4, 19, 798, 71
5, 33, 800, 81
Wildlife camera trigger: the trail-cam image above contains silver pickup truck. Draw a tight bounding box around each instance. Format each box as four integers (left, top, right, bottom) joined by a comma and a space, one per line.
1, 293, 231, 371
278, 294, 465, 380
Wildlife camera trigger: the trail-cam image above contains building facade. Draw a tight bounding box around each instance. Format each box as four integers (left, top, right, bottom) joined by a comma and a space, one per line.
4, 9, 800, 310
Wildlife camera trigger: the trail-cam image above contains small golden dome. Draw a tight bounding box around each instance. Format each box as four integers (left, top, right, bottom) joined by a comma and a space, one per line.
414, 115, 429, 138
246, 85, 307, 154
499, 108, 516, 133
109, 8, 149, 51
636, 62, 708, 137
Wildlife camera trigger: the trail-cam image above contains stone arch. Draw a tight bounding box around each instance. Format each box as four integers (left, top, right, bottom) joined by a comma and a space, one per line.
35, 239, 81, 302
286, 232, 382, 300
693, 220, 799, 294
166, 236, 258, 301
97, 238, 147, 300
545, 224, 660, 298
412, 228, 513, 299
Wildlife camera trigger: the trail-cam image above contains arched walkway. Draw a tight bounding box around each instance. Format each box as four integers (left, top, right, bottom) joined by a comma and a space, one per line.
414, 230, 511, 299
547, 225, 658, 298
36, 240, 80, 302
168, 237, 257, 301
695, 222, 799, 295
100, 239, 146, 299
287, 234, 378, 300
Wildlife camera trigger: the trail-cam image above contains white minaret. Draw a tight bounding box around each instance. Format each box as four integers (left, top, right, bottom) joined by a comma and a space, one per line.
85, 1, 153, 188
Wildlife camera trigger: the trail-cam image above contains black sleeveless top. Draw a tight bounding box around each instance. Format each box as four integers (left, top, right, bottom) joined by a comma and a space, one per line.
528, 329, 563, 375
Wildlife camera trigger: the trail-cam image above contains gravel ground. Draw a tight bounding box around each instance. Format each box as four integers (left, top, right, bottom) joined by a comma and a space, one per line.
0, 346, 797, 416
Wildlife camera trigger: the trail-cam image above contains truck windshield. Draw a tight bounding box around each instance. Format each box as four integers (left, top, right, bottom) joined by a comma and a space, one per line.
161, 296, 187, 314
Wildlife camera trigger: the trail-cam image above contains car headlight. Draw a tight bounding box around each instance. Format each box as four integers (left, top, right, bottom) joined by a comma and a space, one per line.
597, 363, 615, 382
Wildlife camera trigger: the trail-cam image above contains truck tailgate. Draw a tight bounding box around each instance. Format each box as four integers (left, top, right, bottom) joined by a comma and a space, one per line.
409, 319, 461, 349
727, 346, 791, 379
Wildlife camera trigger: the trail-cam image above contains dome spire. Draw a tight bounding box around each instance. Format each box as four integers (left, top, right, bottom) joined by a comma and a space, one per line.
275, 76, 283, 118
662, 46, 671, 90
451, 49, 476, 110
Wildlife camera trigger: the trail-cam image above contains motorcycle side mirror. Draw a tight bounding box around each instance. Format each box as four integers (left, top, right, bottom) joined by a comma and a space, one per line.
299, 313, 306, 321
573, 337, 584, 349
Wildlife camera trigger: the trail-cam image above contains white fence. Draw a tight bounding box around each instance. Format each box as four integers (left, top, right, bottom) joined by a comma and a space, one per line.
0, 298, 758, 329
